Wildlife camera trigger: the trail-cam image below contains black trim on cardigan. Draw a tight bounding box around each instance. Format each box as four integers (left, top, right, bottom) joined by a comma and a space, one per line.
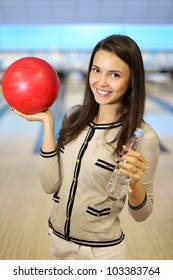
86, 206, 111, 216
95, 159, 115, 172
128, 193, 147, 210
40, 149, 57, 158
49, 218, 125, 247
89, 121, 122, 130
64, 126, 96, 240
60, 147, 65, 154
52, 192, 60, 203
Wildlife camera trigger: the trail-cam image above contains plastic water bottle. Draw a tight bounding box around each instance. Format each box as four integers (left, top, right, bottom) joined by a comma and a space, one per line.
106, 128, 144, 199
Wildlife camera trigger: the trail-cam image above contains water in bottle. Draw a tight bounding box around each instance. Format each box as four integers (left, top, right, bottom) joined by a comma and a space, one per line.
106, 127, 144, 199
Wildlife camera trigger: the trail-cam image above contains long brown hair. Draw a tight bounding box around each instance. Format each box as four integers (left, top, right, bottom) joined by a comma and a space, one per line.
56, 34, 146, 155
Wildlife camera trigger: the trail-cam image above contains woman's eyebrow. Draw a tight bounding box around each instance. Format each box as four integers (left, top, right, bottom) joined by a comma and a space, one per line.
108, 70, 123, 74
92, 64, 123, 74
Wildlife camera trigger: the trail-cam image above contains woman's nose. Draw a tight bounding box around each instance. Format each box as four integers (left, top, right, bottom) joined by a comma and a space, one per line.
98, 74, 108, 86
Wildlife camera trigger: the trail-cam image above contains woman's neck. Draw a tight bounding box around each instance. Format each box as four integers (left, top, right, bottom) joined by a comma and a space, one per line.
94, 105, 120, 124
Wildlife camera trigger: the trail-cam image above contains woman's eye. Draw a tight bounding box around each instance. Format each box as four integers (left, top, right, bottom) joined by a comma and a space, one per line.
111, 73, 120, 78
92, 67, 100, 74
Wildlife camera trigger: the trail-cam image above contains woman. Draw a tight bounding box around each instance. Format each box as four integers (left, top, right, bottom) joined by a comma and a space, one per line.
14, 34, 159, 260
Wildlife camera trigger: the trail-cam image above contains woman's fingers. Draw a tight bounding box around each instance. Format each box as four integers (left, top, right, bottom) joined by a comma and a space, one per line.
118, 149, 147, 182
12, 108, 52, 123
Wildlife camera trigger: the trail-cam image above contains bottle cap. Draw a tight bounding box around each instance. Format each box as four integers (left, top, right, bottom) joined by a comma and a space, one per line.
134, 128, 144, 137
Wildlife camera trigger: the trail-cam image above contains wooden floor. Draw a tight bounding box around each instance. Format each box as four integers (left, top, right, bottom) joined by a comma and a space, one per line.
0, 74, 173, 260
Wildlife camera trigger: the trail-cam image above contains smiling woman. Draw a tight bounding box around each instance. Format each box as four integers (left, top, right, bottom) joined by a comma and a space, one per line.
12, 34, 159, 260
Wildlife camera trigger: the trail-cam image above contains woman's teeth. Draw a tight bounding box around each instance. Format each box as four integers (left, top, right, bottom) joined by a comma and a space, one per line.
97, 89, 110, 95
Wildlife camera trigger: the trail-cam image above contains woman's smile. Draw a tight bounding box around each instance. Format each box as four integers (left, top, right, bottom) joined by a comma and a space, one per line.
96, 88, 113, 97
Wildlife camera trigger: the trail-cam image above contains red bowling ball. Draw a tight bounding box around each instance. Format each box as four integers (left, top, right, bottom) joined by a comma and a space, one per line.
2, 57, 60, 114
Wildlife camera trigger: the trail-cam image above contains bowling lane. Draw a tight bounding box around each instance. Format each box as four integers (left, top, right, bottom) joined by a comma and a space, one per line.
0, 109, 41, 156
0, 92, 9, 119
145, 79, 173, 152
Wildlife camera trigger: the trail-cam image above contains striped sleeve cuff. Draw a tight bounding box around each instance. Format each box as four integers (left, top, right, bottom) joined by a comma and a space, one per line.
128, 193, 147, 210
40, 149, 57, 158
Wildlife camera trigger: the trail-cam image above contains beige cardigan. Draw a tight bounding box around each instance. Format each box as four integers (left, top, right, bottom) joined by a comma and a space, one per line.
39, 121, 159, 247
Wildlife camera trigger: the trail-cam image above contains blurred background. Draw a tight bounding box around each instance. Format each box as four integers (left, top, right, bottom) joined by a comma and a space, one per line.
0, 0, 173, 260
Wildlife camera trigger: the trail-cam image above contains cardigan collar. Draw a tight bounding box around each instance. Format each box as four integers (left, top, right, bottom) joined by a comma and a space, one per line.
89, 121, 122, 130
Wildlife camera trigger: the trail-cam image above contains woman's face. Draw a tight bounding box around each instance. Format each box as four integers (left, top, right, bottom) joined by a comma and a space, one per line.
89, 50, 131, 107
